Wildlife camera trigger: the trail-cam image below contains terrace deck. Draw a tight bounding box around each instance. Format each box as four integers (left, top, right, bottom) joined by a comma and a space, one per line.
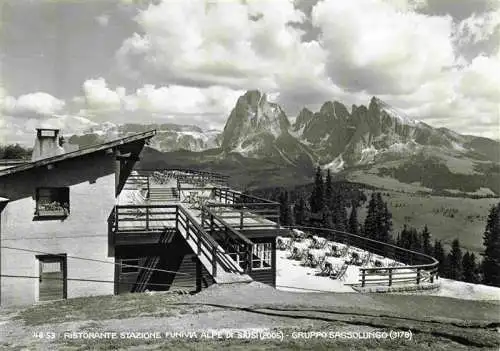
116, 183, 282, 235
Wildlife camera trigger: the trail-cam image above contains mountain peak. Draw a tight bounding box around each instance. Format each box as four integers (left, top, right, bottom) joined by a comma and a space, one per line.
241, 90, 265, 105
221, 90, 290, 152
369, 96, 381, 112
320, 101, 335, 114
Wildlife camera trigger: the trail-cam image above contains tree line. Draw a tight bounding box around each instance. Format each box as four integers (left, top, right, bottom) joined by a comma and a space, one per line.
0, 144, 32, 159
264, 166, 500, 287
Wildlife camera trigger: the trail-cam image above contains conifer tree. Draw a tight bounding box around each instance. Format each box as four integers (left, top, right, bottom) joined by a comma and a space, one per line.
448, 239, 463, 280
433, 240, 446, 276
482, 203, 500, 287
363, 193, 378, 239
462, 252, 478, 283
279, 191, 293, 226
409, 227, 421, 252
294, 196, 307, 226
330, 188, 347, 232
421, 225, 432, 255
400, 225, 410, 249
348, 202, 359, 235
325, 169, 333, 210
380, 202, 392, 244
310, 166, 324, 213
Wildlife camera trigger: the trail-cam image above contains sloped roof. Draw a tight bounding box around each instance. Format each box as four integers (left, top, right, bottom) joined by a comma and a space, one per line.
0, 130, 156, 178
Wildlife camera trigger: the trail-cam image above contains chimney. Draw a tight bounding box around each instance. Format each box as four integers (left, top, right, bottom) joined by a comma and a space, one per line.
31, 129, 66, 161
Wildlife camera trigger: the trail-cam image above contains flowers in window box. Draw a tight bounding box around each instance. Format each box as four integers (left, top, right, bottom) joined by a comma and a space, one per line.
37, 201, 69, 216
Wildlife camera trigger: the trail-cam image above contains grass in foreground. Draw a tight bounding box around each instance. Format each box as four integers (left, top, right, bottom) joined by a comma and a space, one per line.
14, 292, 186, 326
54, 326, 492, 351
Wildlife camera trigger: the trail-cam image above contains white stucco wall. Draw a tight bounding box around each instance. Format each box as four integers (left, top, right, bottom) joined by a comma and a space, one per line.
1, 174, 116, 306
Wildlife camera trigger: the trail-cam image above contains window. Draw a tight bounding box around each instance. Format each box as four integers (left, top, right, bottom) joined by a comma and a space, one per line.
252, 243, 272, 270
35, 187, 70, 217
121, 259, 140, 274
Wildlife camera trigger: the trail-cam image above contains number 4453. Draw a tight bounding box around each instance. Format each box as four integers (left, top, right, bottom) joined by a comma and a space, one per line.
33, 331, 56, 339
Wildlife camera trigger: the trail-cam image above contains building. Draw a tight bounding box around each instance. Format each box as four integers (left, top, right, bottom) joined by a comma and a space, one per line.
0, 128, 286, 306
0, 128, 155, 305
111, 170, 287, 294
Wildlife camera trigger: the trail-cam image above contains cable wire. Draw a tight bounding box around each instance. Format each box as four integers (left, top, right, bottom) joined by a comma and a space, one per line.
1, 245, 192, 276
0, 274, 196, 289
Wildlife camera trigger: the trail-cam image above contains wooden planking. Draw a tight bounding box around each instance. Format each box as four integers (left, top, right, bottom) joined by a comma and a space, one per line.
116, 231, 214, 294
249, 269, 275, 287
39, 272, 64, 301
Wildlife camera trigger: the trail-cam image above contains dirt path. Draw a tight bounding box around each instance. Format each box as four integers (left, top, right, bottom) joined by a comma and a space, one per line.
1, 282, 499, 350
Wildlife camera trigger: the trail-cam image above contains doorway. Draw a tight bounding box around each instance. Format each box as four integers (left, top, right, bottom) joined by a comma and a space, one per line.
37, 254, 67, 302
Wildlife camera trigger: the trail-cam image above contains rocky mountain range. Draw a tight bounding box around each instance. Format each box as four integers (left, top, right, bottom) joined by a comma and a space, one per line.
71, 90, 500, 194
70, 122, 221, 152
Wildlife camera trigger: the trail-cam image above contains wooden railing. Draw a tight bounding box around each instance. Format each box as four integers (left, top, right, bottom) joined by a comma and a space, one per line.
111, 204, 243, 278
113, 205, 176, 232
176, 205, 243, 276
138, 168, 229, 187
200, 205, 254, 274
124, 174, 150, 198
284, 226, 439, 288
209, 188, 281, 230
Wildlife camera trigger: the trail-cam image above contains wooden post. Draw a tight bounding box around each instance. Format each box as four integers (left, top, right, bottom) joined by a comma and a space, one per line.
416, 268, 421, 285
210, 215, 214, 236
212, 246, 217, 277
175, 207, 179, 229
388, 268, 393, 286
145, 207, 149, 230
146, 176, 150, 199
197, 228, 201, 255
186, 220, 190, 240
114, 207, 119, 232
361, 269, 366, 287
247, 245, 252, 274
201, 208, 205, 230
240, 210, 244, 230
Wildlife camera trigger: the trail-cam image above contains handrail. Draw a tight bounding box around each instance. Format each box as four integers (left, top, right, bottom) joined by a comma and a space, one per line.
201, 205, 253, 273
176, 205, 219, 248
208, 188, 281, 230
283, 225, 439, 288
176, 205, 243, 275
111, 204, 243, 277
201, 206, 254, 246
213, 187, 279, 205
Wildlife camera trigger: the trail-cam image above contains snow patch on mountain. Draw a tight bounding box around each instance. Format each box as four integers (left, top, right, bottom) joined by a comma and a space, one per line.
451, 141, 467, 152
375, 97, 419, 126
358, 145, 379, 165
324, 155, 345, 173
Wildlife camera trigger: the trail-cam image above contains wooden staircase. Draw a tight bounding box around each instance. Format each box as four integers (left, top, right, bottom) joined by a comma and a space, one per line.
132, 256, 160, 293
148, 187, 179, 203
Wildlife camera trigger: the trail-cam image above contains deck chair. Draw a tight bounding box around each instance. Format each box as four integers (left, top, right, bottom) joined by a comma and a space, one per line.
289, 247, 305, 260
331, 263, 348, 280
319, 261, 333, 276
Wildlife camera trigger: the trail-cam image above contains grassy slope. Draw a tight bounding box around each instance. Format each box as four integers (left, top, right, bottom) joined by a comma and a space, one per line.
357, 190, 498, 254
2, 285, 499, 350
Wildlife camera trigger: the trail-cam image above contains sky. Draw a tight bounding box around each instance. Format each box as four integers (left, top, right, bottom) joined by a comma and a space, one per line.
0, 0, 499, 145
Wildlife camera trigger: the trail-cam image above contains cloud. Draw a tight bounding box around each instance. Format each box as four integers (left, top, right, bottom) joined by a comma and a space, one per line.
377, 47, 500, 139
96, 14, 110, 27
78, 78, 244, 127
82, 78, 126, 111
419, 0, 499, 20
454, 8, 500, 45
311, 0, 456, 95
116, 0, 326, 91
459, 51, 500, 102
1, 92, 66, 117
